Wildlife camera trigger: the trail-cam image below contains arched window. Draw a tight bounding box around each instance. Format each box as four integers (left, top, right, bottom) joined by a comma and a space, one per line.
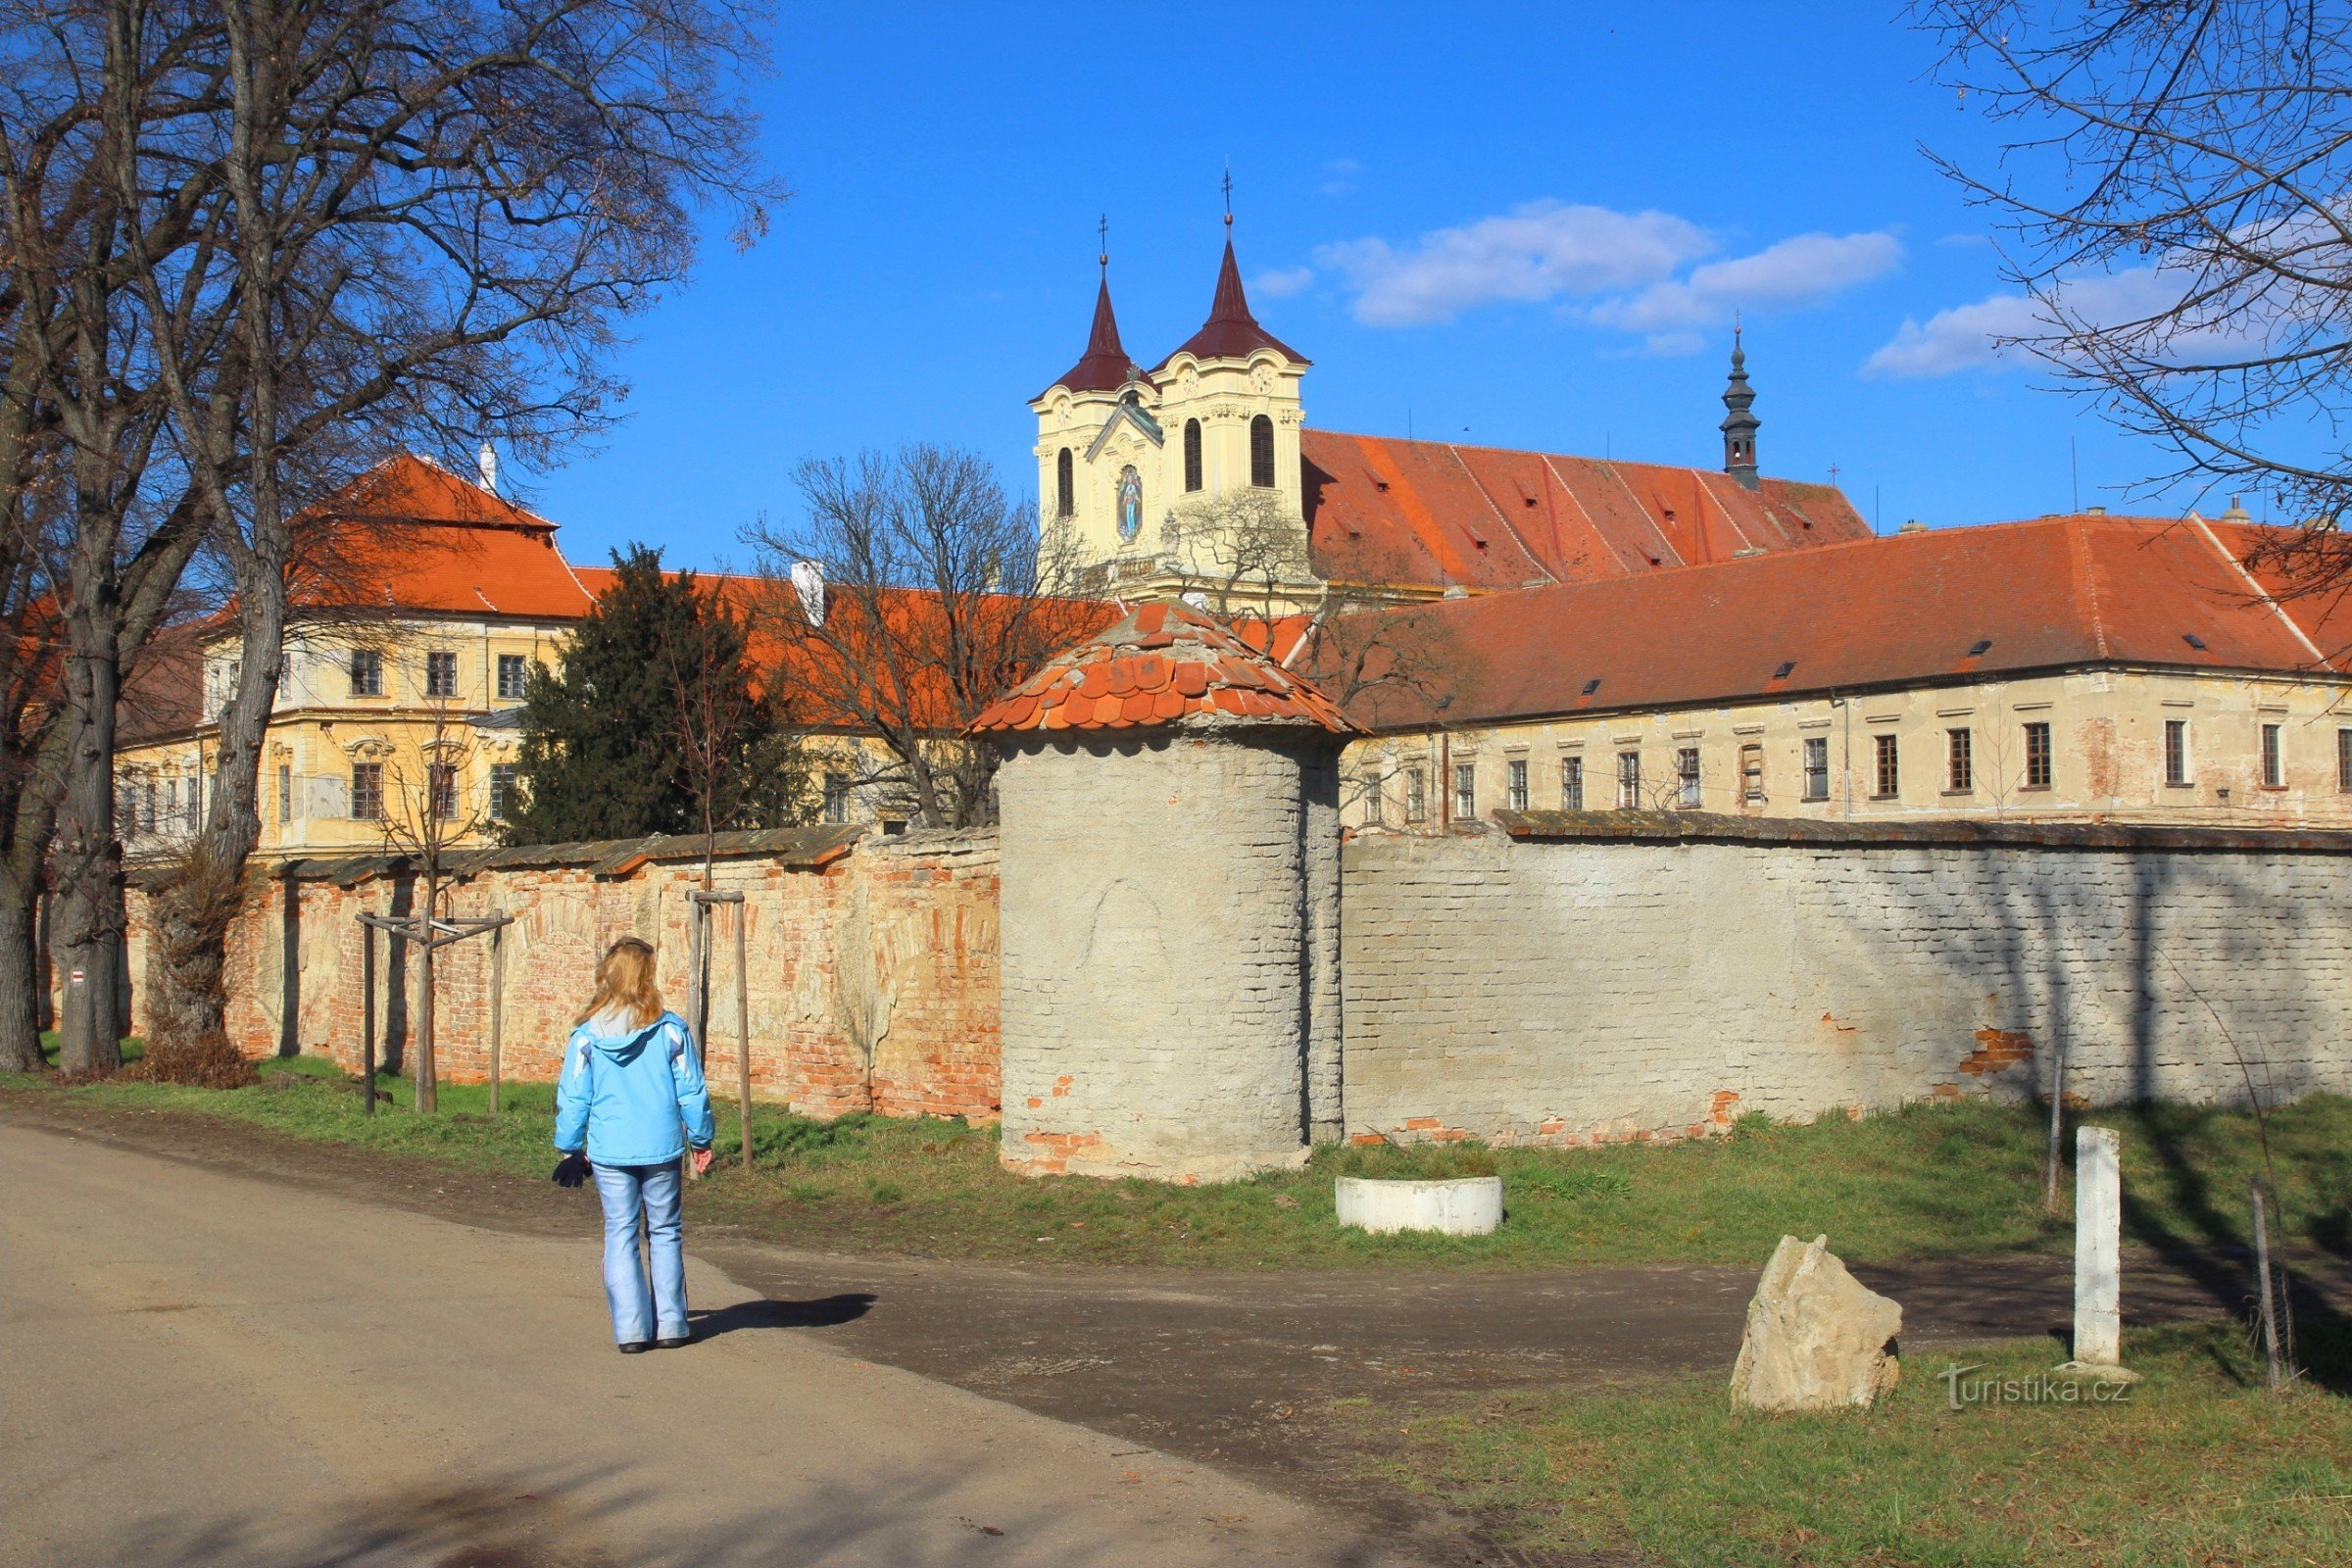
1249, 415, 1275, 489
1055, 448, 1074, 518
1183, 419, 1203, 493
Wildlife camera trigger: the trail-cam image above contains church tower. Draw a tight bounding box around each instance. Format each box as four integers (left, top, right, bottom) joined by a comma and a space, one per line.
1720, 326, 1760, 489
1032, 203, 1314, 603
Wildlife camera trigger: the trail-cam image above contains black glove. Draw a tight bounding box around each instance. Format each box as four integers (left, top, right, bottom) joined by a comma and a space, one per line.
553, 1152, 590, 1189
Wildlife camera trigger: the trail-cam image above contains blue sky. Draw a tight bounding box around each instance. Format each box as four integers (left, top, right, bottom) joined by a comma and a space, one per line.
516, 3, 2208, 569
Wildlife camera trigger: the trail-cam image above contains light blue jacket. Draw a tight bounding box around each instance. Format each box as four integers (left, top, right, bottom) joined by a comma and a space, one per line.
553, 1010, 715, 1167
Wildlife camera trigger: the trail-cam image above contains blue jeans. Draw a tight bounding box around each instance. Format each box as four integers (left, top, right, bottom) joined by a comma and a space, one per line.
592, 1161, 686, 1345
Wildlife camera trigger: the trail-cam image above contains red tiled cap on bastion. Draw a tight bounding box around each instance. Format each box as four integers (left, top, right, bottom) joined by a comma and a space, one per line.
969, 600, 1363, 736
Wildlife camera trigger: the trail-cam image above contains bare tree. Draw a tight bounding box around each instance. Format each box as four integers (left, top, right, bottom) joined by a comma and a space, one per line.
367, 698, 484, 1112
1161, 486, 1316, 632
0, 3, 227, 1072
95, 0, 778, 1079
1926, 3, 2352, 591
746, 444, 1100, 830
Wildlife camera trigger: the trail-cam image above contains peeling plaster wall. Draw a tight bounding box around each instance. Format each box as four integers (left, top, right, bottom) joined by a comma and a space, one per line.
1342, 827, 2352, 1146
996, 733, 1339, 1182
122, 830, 1001, 1122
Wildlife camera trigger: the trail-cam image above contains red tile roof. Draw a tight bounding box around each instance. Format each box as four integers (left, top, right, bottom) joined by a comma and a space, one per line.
296, 455, 596, 619
1320, 514, 2342, 732
1299, 430, 1871, 594
969, 600, 1361, 736
1155, 238, 1308, 369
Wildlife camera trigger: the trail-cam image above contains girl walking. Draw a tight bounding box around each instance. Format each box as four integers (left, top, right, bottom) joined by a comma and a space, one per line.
553, 937, 715, 1351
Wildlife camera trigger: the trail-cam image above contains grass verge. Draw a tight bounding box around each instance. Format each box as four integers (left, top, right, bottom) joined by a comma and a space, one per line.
6, 1049, 2350, 1269
1332, 1321, 2352, 1566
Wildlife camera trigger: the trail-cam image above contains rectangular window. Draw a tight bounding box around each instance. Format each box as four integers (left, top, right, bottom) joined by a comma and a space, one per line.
1676, 746, 1701, 808
1361, 773, 1385, 826
349, 648, 383, 697
350, 761, 383, 820
276, 763, 292, 824
1946, 727, 1974, 793
823, 772, 851, 824
1740, 743, 1764, 804
1505, 758, 1529, 811
1403, 766, 1427, 824
489, 763, 516, 822
496, 653, 529, 701
1616, 750, 1642, 809
2164, 718, 2189, 786
427, 762, 458, 822
1873, 733, 1900, 800
1802, 736, 1829, 801
2261, 722, 2283, 787
1560, 755, 1584, 811
424, 650, 459, 699
2339, 728, 2352, 793
1453, 761, 1477, 820
2024, 721, 2053, 790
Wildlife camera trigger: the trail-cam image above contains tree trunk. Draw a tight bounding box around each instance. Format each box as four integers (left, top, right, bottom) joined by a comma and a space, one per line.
0, 871, 47, 1074
415, 865, 437, 1113
136, 578, 281, 1088
53, 603, 124, 1076
0, 768, 62, 1074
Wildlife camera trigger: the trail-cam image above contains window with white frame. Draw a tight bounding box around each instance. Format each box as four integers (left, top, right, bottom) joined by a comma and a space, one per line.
1505, 758, 1529, 811
497, 653, 529, 701
1802, 736, 1829, 801
2261, 722, 2283, 787
1403, 765, 1427, 823
1676, 746, 1700, 808
1560, 755, 1584, 810
424, 651, 459, 699
1616, 750, 1641, 808
1453, 761, 1477, 820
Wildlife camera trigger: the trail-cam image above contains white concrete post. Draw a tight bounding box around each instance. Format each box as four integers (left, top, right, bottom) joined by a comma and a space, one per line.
2073, 1125, 2122, 1366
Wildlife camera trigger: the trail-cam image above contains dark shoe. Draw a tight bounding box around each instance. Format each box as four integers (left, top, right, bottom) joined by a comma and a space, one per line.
655, 1335, 691, 1349
617, 1341, 652, 1354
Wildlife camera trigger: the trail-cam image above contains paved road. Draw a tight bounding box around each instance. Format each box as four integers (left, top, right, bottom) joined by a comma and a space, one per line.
0, 1124, 1423, 1568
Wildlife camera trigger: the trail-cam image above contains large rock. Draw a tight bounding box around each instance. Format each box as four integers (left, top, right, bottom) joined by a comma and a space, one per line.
1730, 1234, 1902, 1411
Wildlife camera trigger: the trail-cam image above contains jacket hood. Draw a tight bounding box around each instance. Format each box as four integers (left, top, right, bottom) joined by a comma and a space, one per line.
577, 1012, 667, 1057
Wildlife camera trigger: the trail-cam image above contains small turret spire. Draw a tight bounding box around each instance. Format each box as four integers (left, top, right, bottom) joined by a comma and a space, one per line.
1720, 322, 1760, 489
1038, 218, 1141, 398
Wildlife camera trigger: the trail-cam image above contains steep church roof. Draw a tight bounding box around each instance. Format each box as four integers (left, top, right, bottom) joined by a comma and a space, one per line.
1157, 237, 1308, 368
1298, 430, 1871, 595
1039, 275, 1143, 399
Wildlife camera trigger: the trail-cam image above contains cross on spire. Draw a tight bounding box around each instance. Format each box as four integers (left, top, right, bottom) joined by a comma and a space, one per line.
1097, 213, 1108, 275
1222, 166, 1233, 227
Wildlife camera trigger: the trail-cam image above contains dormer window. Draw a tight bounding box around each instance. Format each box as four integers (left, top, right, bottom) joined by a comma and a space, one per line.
1250, 415, 1275, 489
1055, 448, 1074, 519
1184, 419, 1202, 493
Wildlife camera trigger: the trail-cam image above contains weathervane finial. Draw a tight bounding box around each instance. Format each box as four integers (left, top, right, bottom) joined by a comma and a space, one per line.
1221, 165, 1233, 227
1098, 213, 1108, 274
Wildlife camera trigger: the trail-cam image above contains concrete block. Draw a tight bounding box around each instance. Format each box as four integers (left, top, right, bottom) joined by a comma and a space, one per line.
1334, 1175, 1502, 1236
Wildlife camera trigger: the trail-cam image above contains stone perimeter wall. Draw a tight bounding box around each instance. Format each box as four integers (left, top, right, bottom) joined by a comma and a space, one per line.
1342, 817, 2352, 1148
122, 829, 1001, 1121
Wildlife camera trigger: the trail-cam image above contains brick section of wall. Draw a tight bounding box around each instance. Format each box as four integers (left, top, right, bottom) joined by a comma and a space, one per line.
996, 734, 1336, 1182
1343, 826, 2352, 1147
122, 830, 1001, 1121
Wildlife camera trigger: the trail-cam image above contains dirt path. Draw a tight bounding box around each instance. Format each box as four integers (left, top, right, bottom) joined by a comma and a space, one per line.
5, 1096, 2334, 1565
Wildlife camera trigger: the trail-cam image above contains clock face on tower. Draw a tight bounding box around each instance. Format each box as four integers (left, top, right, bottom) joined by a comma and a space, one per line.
1117, 466, 1143, 542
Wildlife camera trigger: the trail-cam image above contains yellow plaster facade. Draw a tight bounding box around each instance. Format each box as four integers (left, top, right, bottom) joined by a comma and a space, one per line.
1344, 665, 2352, 833
118, 615, 568, 858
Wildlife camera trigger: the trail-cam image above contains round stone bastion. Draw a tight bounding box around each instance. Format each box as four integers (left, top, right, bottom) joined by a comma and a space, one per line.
970, 600, 1359, 1184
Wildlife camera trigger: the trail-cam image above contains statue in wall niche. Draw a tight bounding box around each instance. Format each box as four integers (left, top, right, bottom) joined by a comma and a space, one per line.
1081, 879, 1173, 1031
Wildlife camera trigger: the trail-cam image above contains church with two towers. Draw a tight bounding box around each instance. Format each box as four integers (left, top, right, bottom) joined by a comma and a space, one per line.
1028, 217, 1872, 613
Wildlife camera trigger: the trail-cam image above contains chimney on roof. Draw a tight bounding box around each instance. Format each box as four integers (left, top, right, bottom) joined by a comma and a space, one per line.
791, 560, 826, 628
476, 441, 498, 495
1720, 326, 1759, 489
2222, 495, 2252, 522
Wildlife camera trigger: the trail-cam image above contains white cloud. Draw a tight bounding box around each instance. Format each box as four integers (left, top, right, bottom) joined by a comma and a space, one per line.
1250, 266, 1315, 299
1589, 231, 1905, 350
1863, 268, 2192, 378
1864, 292, 2043, 377
1318, 158, 1363, 199
1315, 200, 1712, 326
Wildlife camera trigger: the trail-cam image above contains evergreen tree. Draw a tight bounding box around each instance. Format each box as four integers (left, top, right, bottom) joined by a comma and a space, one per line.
505, 545, 805, 845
